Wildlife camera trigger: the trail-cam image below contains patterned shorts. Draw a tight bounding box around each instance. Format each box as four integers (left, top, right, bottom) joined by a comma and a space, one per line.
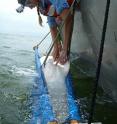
47, 0, 71, 27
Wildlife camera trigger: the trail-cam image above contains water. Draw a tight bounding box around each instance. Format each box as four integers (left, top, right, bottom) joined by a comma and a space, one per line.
0, 33, 117, 124
40, 56, 70, 122
0, 33, 51, 124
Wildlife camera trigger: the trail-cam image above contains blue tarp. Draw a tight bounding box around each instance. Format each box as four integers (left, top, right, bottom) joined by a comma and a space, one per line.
65, 74, 81, 121
30, 48, 81, 124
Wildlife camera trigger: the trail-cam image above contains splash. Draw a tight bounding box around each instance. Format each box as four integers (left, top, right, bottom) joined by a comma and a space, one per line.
40, 56, 70, 122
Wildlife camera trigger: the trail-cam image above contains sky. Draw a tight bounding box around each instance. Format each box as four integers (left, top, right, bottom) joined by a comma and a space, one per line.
0, 0, 49, 36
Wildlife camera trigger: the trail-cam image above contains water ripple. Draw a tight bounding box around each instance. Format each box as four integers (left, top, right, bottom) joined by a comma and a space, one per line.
10, 65, 37, 77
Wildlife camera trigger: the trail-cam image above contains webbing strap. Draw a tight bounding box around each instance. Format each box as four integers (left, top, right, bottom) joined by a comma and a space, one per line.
30, 48, 81, 123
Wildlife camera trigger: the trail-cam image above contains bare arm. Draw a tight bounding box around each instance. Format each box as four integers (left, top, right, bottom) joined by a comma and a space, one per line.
58, 9, 74, 64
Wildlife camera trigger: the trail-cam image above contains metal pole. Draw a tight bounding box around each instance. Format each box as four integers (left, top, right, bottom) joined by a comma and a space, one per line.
88, 0, 110, 123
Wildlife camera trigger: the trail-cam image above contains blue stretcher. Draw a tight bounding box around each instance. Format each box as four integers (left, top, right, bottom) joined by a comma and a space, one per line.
30, 48, 81, 124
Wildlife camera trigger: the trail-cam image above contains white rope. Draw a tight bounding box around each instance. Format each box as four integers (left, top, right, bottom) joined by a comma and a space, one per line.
33, 31, 50, 50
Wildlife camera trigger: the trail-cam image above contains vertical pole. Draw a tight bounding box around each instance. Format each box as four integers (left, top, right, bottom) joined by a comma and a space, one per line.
88, 0, 110, 124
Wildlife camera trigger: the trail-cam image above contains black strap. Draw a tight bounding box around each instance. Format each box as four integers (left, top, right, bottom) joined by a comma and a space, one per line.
88, 0, 110, 124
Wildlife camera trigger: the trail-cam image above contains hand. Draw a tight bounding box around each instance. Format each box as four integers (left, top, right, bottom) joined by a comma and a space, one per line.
55, 16, 62, 25
52, 42, 62, 62
56, 49, 68, 65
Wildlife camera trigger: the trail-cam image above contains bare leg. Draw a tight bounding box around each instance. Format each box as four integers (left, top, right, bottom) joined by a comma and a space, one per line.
57, 9, 74, 65
50, 26, 62, 61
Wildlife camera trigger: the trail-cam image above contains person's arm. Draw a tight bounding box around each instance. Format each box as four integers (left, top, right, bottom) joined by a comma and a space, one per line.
47, 16, 62, 61
50, 26, 60, 61
57, 8, 74, 64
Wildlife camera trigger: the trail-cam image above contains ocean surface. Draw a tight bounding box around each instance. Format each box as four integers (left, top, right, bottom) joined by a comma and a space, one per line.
0, 33, 51, 124
0, 33, 117, 124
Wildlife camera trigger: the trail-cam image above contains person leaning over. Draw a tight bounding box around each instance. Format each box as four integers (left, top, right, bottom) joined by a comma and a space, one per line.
17, 0, 78, 65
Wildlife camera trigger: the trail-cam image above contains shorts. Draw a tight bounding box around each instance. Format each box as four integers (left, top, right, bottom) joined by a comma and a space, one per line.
50, 0, 70, 14
47, 0, 71, 28
47, 16, 57, 28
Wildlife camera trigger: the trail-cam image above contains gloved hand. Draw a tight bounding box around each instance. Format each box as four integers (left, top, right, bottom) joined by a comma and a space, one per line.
16, 5, 24, 13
